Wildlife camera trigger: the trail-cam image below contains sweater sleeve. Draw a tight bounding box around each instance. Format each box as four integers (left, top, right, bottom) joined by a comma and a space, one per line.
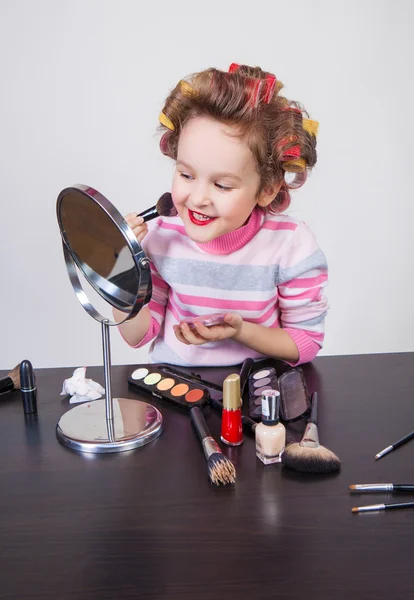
277, 222, 329, 365
130, 259, 170, 349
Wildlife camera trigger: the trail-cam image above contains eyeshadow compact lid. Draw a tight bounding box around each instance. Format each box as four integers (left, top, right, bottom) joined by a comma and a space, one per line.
278, 368, 311, 422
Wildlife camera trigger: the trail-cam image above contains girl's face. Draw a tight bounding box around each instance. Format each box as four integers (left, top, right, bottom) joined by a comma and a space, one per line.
171, 116, 276, 243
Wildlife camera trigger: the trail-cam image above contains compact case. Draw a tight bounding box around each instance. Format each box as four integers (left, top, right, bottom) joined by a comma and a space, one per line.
128, 363, 219, 409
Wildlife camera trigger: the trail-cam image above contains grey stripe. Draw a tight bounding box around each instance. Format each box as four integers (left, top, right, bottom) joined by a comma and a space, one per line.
277, 249, 328, 285
152, 255, 277, 292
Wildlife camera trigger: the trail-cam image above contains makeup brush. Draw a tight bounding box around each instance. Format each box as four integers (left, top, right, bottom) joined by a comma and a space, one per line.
137, 192, 177, 222
190, 406, 236, 486
352, 501, 414, 514
281, 392, 341, 474
0, 363, 21, 394
350, 483, 414, 492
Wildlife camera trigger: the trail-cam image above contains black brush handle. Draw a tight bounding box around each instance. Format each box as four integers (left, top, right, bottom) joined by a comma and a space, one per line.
137, 205, 159, 222
0, 376, 14, 394
239, 358, 254, 397
394, 485, 414, 491
190, 406, 211, 442
310, 391, 318, 425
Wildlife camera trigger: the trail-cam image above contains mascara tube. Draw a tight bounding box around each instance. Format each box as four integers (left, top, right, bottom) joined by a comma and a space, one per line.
221, 373, 243, 446
20, 360, 37, 414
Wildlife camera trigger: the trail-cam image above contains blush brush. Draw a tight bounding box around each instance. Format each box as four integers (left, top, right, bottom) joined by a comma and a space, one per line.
0, 363, 22, 394
282, 392, 341, 474
190, 406, 236, 486
137, 192, 177, 222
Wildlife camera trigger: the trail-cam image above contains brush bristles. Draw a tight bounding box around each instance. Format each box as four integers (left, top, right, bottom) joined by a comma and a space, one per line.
8, 363, 21, 389
282, 442, 341, 474
156, 192, 177, 217
207, 453, 236, 486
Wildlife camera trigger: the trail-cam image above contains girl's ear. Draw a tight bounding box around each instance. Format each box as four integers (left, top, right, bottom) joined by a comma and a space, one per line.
257, 181, 283, 208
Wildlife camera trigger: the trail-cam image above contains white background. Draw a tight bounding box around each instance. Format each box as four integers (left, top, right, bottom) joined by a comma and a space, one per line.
1, 0, 413, 369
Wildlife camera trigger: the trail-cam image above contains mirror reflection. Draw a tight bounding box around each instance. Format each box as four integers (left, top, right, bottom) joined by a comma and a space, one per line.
59, 190, 143, 312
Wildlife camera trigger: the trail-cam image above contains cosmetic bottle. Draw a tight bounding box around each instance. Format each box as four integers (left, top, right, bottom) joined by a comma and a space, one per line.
255, 389, 285, 464
221, 373, 243, 446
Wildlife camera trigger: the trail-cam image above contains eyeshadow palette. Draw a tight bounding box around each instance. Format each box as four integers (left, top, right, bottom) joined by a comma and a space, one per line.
128, 364, 211, 409
248, 366, 279, 420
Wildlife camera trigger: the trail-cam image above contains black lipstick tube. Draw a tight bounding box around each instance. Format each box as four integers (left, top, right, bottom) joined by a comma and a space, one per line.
20, 360, 37, 414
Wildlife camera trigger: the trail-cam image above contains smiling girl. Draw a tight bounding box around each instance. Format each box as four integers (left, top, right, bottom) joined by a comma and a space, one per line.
117, 64, 328, 367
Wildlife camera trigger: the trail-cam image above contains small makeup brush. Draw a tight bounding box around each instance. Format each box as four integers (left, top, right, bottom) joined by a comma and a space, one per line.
137, 192, 177, 222
281, 392, 341, 474
0, 363, 21, 394
190, 406, 236, 486
350, 483, 414, 493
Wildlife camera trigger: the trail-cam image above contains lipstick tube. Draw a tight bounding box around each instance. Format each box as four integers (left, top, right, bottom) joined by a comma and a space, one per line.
221, 373, 243, 446
20, 360, 37, 415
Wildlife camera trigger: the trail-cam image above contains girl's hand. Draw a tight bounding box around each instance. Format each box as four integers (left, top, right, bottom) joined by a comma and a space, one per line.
173, 313, 243, 346
125, 214, 148, 243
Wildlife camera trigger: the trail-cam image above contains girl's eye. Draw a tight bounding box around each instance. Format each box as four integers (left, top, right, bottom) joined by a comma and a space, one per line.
180, 172, 193, 180
215, 183, 233, 191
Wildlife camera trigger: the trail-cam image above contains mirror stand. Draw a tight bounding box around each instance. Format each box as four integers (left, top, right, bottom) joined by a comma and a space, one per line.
56, 319, 163, 454
56, 184, 163, 454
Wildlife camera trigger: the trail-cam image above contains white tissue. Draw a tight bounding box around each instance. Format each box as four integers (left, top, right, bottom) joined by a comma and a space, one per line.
60, 367, 105, 404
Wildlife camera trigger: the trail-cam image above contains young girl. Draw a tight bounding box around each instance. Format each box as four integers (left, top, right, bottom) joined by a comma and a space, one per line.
117, 63, 328, 367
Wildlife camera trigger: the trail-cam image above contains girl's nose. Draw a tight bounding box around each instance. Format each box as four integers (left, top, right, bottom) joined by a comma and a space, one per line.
190, 184, 211, 209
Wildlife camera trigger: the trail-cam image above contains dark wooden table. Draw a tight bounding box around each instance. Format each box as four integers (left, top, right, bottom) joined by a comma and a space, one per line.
1, 353, 413, 600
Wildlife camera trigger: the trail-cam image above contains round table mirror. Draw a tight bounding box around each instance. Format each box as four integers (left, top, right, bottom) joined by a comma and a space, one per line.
56, 184, 163, 453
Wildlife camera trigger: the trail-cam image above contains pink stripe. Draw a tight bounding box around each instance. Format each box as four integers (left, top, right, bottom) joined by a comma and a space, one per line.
166, 300, 182, 323
169, 296, 196, 320
151, 273, 169, 290
174, 292, 277, 311
280, 287, 322, 301
158, 221, 187, 235
262, 221, 297, 231
148, 299, 166, 318
281, 273, 327, 289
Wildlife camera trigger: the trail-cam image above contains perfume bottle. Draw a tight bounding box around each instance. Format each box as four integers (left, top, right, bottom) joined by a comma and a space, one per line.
255, 389, 285, 464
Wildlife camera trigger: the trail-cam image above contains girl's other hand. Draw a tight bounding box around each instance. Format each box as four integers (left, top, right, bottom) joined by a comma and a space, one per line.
125, 213, 148, 243
173, 312, 243, 346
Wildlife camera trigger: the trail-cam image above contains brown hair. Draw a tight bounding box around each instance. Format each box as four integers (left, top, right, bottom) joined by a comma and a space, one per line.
159, 65, 317, 213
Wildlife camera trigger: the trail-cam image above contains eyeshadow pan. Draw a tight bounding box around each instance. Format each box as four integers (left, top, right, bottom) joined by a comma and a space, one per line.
156, 377, 175, 391
185, 388, 204, 403
171, 383, 189, 397
254, 385, 272, 396
144, 372, 162, 385
253, 369, 270, 380
253, 377, 271, 388
131, 367, 149, 380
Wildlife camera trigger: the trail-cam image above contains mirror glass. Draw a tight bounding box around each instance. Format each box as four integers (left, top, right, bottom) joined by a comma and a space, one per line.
57, 187, 151, 315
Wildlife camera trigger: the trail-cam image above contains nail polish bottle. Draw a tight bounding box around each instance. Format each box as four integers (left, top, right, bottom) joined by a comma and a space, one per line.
255, 389, 285, 464
221, 373, 243, 446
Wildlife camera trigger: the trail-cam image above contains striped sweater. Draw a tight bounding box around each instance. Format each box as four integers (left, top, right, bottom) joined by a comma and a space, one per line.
131, 206, 328, 367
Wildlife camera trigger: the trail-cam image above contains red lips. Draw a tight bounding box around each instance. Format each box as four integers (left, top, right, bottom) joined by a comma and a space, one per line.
188, 209, 217, 226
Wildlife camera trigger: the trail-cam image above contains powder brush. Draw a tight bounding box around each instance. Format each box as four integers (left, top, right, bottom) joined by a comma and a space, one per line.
190, 406, 236, 486
137, 192, 177, 222
0, 363, 21, 394
282, 392, 341, 474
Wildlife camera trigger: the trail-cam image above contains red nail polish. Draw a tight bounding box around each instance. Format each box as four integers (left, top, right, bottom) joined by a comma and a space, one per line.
221, 374, 243, 446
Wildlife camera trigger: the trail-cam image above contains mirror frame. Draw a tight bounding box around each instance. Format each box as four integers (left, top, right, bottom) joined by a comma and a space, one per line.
56, 184, 152, 325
